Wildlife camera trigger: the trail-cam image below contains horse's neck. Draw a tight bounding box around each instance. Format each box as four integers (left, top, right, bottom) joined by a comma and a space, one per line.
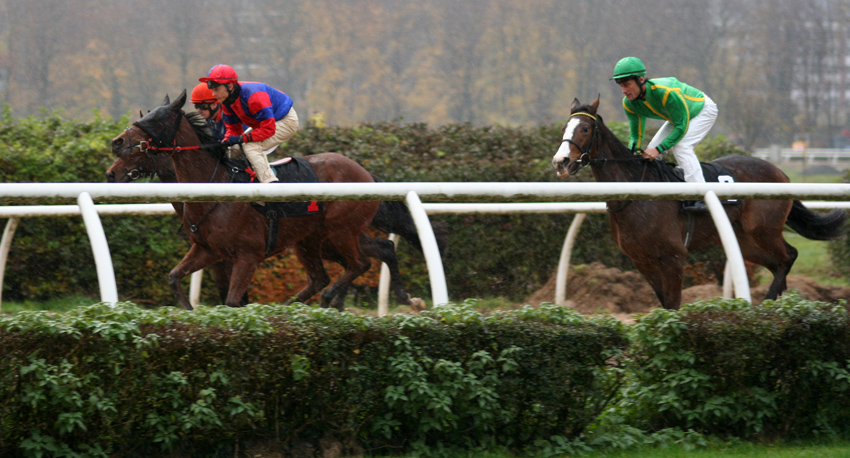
170, 120, 229, 184
591, 124, 652, 183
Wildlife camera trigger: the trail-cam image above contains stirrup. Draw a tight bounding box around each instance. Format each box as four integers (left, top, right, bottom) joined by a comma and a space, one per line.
682, 200, 709, 212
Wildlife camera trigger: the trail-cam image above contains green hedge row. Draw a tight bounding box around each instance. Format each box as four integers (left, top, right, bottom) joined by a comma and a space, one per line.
1, 294, 849, 457
0, 109, 753, 305
0, 302, 626, 457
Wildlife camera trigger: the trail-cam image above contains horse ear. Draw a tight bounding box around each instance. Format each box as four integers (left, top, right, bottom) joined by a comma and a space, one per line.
590, 95, 600, 113
161, 94, 171, 106
570, 98, 581, 112
171, 89, 188, 110
139, 110, 144, 118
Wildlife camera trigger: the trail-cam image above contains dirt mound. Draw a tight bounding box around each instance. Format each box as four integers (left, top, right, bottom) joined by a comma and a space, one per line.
525, 262, 850, 316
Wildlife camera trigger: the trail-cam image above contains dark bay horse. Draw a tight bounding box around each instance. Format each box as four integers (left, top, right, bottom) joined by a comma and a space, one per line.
110, 90, 385, 310
551, 97, 847, 309
106, 113, 445, 310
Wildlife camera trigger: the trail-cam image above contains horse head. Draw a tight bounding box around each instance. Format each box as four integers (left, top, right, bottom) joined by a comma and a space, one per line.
552, 96, 601, 179
107, 91, 188, 182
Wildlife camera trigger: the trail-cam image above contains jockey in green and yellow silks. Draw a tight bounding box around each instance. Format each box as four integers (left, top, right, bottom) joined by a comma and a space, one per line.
612, 56, 719, 212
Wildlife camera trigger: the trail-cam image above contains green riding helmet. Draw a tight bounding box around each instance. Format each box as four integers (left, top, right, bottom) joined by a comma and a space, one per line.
611, 57, 646, 82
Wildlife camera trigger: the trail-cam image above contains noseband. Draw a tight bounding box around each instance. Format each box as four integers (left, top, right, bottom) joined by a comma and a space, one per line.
561, 112, 600, 175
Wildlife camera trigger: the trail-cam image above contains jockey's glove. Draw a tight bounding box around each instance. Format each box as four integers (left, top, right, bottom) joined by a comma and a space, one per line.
222, 135, 243, 146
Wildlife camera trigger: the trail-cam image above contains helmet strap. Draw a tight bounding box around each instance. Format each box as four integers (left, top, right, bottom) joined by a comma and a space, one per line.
223, 82, 240, 106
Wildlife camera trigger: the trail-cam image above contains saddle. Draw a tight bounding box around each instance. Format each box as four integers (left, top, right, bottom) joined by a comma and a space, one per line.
223, 156, 324, 255
653, 159, 739, 248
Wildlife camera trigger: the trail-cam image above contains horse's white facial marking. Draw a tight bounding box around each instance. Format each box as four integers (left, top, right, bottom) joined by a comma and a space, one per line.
553, 117, 580, 177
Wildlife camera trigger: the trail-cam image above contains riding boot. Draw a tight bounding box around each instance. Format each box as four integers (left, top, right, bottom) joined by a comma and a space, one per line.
682, 200, 709, 212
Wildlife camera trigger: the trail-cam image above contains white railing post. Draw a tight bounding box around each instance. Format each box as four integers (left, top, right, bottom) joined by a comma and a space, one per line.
404, 191, 449, 306
555, 213, 587, 306
704, 191, 751, 302
377, 233, 399, 316
190, 270, 203, 307
0, 217, 21, 312
77, 192, 119, 306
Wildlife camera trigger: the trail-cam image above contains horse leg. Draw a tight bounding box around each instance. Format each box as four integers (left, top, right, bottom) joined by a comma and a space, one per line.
209, 260, 250, 306
285, 236, 331, 305
633, 255, 685, 310
360, 236, 412, 305
737, 231, 798, 301
222, 255, 266, 308
320, 232, 373, 311
168, 244, 223, 310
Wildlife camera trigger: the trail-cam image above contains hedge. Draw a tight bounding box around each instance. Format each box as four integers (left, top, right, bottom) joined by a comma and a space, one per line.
0, 108, 750, 306
2, 294, 849, 457
619, 292, 850, 440
0, 301, 626, 457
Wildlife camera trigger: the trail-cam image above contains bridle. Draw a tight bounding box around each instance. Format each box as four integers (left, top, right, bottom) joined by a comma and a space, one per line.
561, 111, 600, 176
561, 111, 645, 176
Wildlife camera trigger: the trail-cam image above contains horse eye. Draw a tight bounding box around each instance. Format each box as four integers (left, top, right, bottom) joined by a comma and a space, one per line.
582, 125, 590, 132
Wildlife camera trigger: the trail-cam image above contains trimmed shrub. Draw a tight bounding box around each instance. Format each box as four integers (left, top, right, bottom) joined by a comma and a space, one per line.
0, 301, 626, 457
620, 293, 850, 439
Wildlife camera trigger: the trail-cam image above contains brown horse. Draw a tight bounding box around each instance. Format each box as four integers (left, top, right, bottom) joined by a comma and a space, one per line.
105, 115, 439, 310
111, 90, 382, 310
551, 97, 847, 309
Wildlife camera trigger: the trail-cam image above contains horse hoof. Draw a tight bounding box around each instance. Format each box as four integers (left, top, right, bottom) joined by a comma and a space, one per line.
410, 297, 426, 313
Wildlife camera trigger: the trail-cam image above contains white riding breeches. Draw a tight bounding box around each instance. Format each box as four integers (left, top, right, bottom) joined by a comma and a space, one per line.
648, 95, 718, 183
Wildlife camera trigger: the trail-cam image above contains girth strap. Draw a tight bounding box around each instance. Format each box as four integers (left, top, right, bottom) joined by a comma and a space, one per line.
264, 210, 279, 257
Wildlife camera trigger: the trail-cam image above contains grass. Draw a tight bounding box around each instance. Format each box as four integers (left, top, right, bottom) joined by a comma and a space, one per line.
0, 294, 97, 314
579, 441, 850, 458
390, 440, 850, 458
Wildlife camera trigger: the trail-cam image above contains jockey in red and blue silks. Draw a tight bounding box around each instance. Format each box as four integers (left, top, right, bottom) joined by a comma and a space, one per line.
200, 64, 300, 184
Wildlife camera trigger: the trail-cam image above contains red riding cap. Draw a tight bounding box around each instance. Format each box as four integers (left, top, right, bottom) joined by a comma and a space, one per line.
199, 64, 239, 84
190, 83, 217, 104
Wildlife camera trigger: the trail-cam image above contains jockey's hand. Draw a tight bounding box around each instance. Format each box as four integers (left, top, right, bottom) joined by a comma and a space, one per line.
222, 135, 243, 146
641, 147, 661, 161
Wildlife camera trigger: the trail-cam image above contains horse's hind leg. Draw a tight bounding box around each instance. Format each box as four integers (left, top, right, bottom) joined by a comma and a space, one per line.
738, 232, 798, 301
360, 236, 412, 305
169, 244, 222, 310
285, 236, 331, 305
320, 232, 373, 311
737, 204, 798, 301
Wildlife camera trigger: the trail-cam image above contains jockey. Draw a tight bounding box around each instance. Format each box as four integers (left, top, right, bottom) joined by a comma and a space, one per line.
199, 64, 299, 183
190, 82, 225, 142
612, 56, 718, 212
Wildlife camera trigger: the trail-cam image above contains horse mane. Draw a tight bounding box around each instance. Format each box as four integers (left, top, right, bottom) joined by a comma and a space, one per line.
184, 110, 228, 159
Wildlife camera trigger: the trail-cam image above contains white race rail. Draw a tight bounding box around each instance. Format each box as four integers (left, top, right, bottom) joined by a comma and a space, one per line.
0, 182, 847, 311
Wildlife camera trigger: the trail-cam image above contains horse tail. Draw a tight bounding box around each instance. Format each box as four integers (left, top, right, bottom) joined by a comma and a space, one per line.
370, 174, 448, 256
786, 200, 847, 241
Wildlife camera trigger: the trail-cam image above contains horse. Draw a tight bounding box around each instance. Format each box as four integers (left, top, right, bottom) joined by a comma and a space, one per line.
551, 97, 847, 309
110, 90, 390, 311
106, 114, 445, 311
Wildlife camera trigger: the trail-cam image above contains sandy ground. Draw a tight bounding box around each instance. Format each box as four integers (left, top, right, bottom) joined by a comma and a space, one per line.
524, 262, 850, 324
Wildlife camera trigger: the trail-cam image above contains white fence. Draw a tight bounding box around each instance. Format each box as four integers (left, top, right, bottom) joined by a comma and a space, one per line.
1, 182, 849, 312
753, 148, 850, 164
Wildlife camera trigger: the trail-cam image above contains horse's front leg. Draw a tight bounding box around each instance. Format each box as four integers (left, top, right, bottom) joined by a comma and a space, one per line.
631, 252, 686, 310
224, 255, 265, 308
169, 244, 222, 310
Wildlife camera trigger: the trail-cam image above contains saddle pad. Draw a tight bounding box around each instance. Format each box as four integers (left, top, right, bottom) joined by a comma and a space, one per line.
223, 156, 324, 217
656, 159, 733, 183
